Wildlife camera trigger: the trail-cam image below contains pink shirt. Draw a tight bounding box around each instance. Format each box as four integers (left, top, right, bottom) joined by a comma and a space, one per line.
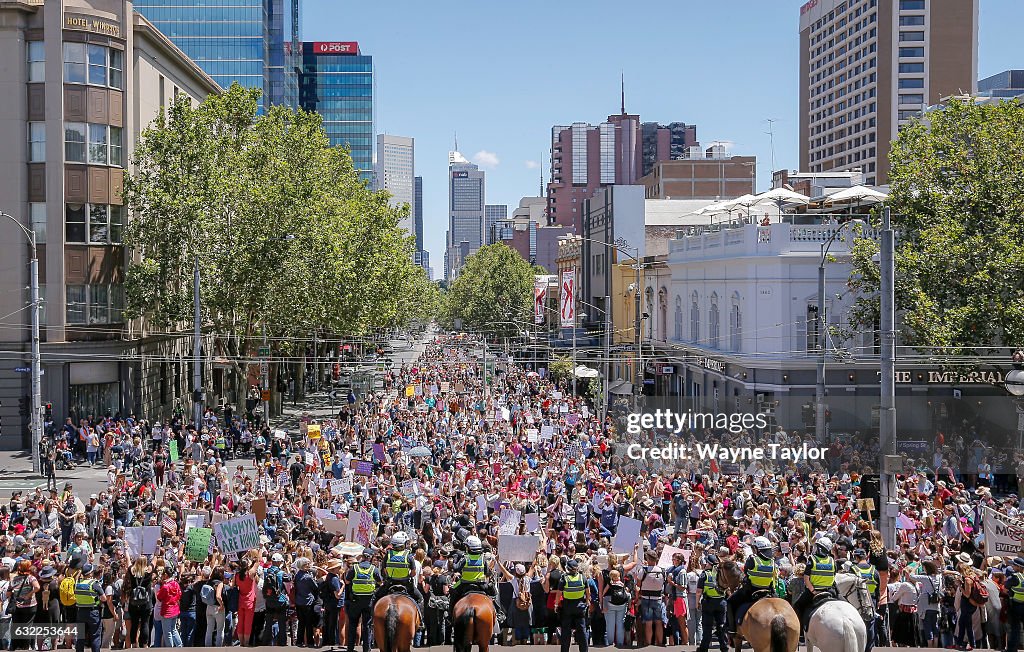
236, 574, 257, 611
157, 580, 181, 618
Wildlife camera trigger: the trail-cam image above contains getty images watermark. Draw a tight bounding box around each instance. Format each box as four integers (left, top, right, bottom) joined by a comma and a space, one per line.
623, 409, 829, 462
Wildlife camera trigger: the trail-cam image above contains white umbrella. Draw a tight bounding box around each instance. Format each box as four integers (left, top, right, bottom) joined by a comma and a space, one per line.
695, 200, 733, 215
574, 365, 599, 379
751, 187, 811, 207
718, 194, 758, 212
825, 185, 888, 205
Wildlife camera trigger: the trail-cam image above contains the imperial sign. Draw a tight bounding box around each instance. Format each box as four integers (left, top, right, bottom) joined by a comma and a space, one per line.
311, 42, 359, 55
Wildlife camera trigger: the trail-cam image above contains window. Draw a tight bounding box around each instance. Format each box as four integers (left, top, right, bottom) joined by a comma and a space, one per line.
66, 285, 86, 324
28, 122, 45, 162
88, 123, 107, 164
674, 296, 683, 340
63, 43, 86, 83
89, 204, 109, 243
89, 284, 108, 324
899, 47, 925, 57
64, 122, 86, 162
110, 127, 122, 166
29, 203, 46, 245
899, 78, 924, 89
899, 15, 925, 26
899, 0, 925, 8
88, 45, 107, 85
709, 298, 720, 349
899, 109, 921, 120
109, 205, 124, 243
27, 41, 44, 82
807, 305, 821, 352
66, 284, 124, 325
109, 49, 123, 89
899, 62, 924, 73
899, 94, 925, 104
66, 204, 86, 242
900, 31, 925, 41
690, 292, 700, 343
730, 296, 742, 352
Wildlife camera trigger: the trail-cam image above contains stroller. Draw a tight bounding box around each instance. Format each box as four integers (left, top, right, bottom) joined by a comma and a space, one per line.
55, 447, 75, 470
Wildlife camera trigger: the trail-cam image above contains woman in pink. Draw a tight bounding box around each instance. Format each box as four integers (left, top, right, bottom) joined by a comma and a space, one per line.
234, 558, 259, 646
156, 570, 183, 647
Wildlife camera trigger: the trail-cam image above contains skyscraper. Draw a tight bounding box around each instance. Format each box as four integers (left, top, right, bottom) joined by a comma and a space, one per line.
640, 122, 699, 177
300, 42, 374, 180
798, 0, 978, 185
414, 176, 426, 268
134, 0, 300, 108
484, 204, 507, 246
375, 135, 414, 236
445, 152, 485, 280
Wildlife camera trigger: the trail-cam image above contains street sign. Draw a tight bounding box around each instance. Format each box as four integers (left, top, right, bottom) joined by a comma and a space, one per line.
259, 361, 268, 374
260, 390, 270, 401
329, 390, 340, 400
13, 367, 29, 373
258, 346, 270, 357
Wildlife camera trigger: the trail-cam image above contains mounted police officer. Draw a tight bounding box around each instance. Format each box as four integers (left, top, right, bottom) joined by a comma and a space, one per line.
448, 535, 506, 626
697, 553, 729, 652
74, 563, 109, 652
345, 548, 382, 652
727, 536, 777, 633
1004, 557, 1024, 652
795, 536, 838, 631
382, 532, 424, 618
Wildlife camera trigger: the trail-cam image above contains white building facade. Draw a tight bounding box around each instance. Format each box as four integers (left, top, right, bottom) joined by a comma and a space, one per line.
375, 134, 415, 235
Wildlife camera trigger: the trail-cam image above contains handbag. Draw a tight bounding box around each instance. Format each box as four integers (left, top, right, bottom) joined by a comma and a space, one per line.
899, 603, 918, 614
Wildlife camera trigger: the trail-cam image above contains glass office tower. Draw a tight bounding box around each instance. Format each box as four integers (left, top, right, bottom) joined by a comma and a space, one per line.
300, 42, 374, 181
134, 0, 300, 108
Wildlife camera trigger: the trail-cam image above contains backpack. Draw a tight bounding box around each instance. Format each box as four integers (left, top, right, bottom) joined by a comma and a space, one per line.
59, 576, 77, 607
968, 578, 989, 607
515, 578, 531, 611
200, 581, 219, 607
262, 569, 284, 603
608, 583, 629, 606
129, 578, 151, 609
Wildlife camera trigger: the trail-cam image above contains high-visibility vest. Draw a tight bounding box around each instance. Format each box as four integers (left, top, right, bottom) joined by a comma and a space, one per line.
461, 553, 485, 582
1012, 573, 1024, 604
808, 555, 836, 589
562, 573, 585, 600
748, 555, 775, 588
385, 550, 411, 579
74, 579, 100, 607
703, 570, 723, 598
352, 564, 376, 595
856, 564, 878, 595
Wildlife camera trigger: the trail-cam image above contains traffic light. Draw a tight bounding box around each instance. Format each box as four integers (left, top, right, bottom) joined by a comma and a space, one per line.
44, 403, 52, 420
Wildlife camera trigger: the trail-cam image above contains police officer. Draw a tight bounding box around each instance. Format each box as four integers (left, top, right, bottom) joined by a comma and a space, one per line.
727, 536, 777, 633
555, 558, 591, 652
382, 532, 424, 617
345, 549, 382, 652
1004, 557, 1024, 652
697, 554, 729, 652
448, 535, 506, 626
795, 537, 837, 631
852, 549, 880, 652
74, 563, 109, 652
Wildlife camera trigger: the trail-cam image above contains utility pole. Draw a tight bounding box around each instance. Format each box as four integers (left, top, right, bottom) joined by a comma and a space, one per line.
571, 265, 577, 396
192, 259, 203, 430
29, 238, 41, 475
602, 295, 611, 422
815, 250, 827, 443
633, 257, 643, 413
879, 206, 897, 547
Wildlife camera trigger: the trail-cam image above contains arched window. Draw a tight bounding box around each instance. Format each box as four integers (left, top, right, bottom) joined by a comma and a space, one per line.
658, 288, 668, 341
674, 296, 683, 340
690, 291, 700, 343
709, 293, 720, 349
730, 292, 742, 352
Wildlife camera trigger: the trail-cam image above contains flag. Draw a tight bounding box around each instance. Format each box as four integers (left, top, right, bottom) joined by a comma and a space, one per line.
560, 270, 576, 328
534, 276, 547, 324
839, 508, 852, 524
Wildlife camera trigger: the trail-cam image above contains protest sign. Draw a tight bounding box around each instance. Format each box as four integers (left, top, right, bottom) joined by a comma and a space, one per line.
251, 499, 267, 521
314, 508, 336, 522
169, 440, 179, 462
657, 545, 685, 569
498, 509, 521, 535
339, 477, 352, 494
373, 444, 386, 462
526, 429, 538, 442
401, 479, 420, 497
307, 424, 321, 439
185, 528, 212, 562
351, 459, 373, 475
405, 385, 415, 397
613, 517, 642, 554
213, 514, 259, 556
330, 480, 345, 496
524, 513, 539, 534
983, 507, 1024, 555
540, 425, 554, 440
440, 381, 450, 393
184, 513, 206, 533
323, 517, 347, 535
125, 526, 161, 557
476, 495, 488, 521
355, 511, 374, 546
497, 535, 541, 562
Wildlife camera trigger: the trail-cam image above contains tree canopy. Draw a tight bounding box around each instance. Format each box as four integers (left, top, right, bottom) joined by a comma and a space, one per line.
122, 83, 435, 374
443, 244, 537, 337
845, 98, 1024, 356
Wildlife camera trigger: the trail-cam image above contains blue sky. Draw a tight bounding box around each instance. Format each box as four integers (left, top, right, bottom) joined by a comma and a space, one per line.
303, 0, 1022, 273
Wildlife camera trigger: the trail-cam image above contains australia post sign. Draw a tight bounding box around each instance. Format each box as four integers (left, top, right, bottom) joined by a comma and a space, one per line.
311, 42, 359, 55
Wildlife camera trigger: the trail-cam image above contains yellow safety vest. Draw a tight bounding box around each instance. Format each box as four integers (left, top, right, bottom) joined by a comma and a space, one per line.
808, 555, 836, 589
461, 553, 485, 582
1011, 573, 1024, 604
352, 564, 376, 595
748, 555, 775, 588
74, 580, 100, 607
703, 570, 723, 598
562, 573, 585, 600
856, 564, 878, 595
385, 550, 411, 579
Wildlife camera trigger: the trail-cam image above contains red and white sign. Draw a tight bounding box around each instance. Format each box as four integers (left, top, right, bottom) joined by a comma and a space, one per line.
559, 270, 575, 328
534, 277, 547, 325
310, 41, 359, 55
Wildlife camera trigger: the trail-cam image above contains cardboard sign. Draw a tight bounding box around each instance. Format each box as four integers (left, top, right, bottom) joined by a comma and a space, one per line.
524, 513, 540, 534
857, 498, 875, 512
355, 510, 374, 546
185, 527, 212, 562
540, 425, 554, 440
401, 479, 420, 497
526, 428, 539, 442
308, 424, 321, 439
323, 517, 348, 535
184, 513, 206, 533
612, 517, 642, 554
314, 508, 336, 521
498, 508, 521, 535
251, 499, 267, 522
440, 381, 450, 393
213, 514, 259, 555
657, 545, 685, 569
169, 440, 179, 462
497, 535, 541, 562
405, 385, 415, 397
351, 459, 373, 476
125, 526, 162, 557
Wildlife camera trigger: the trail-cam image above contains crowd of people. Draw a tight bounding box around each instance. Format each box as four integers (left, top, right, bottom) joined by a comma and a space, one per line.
2, 331, 1024, 652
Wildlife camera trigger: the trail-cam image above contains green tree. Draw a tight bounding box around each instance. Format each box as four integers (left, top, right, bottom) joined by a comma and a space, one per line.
548, 355, 574, 384
846, 98, 1024, 355
445, 244, 536, 336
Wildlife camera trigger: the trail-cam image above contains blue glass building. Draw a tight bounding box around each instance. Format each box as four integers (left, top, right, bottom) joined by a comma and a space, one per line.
133, 0, 300, 109
300, 42, 373, 181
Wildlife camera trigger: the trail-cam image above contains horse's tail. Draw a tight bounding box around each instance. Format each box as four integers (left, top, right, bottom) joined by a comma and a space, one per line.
382, 602, 397, 652
454, 606, 476, 652
770, 614, 789, 652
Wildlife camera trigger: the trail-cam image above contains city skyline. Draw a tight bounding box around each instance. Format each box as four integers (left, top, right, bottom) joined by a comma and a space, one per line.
302, 0, 1021, 273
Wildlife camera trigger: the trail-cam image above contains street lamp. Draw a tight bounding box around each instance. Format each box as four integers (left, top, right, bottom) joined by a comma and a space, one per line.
815, 217, 866, 443
1006, 352, 1024, 450
1, 211, 41, 474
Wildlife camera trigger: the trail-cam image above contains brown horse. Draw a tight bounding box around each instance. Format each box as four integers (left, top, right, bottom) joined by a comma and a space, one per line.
718, 559, 800, 652
372, 593, 420, 652
453, 592, 496, 652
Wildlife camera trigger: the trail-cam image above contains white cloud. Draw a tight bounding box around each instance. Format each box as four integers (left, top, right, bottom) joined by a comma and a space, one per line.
472, 150, 500, 168
524, 160, 540, 169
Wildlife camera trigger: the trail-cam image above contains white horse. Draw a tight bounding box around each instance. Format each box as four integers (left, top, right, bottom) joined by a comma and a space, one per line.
803, 573, 870, 652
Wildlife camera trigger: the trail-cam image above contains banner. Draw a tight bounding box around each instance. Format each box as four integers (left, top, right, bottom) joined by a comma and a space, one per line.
983, 507, 1024, 555
185, 528, 213, 562
560, 270, 576, 328
213, 514, 259, 556
534, 276, 547, 324
497, 535, 541, 562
